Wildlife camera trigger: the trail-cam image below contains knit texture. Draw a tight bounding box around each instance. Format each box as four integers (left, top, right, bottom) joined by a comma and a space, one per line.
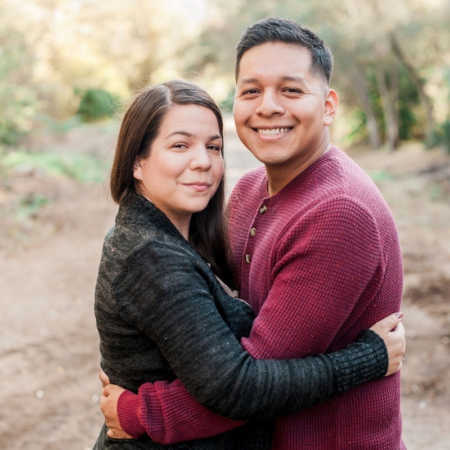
116, 330, 387, 443
94, 191, 270, 449
228, 147, 404, 450
95, 191, 387, 449
329, 329, 387, 393
114, 148, 400, 449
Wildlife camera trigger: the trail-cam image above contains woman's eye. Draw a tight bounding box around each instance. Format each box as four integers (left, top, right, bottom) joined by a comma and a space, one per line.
207, 145, 222, 152
172, 143, 188, 149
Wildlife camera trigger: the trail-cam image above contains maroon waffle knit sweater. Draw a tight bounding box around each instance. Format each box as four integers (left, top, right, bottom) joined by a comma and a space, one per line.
117, 146, 405, 449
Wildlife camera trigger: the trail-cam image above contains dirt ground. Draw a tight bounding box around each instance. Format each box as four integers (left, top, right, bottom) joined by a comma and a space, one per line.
0, 121, 449, 450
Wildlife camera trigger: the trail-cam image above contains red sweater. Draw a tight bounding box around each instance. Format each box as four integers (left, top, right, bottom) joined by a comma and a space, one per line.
118, 147, 405, 449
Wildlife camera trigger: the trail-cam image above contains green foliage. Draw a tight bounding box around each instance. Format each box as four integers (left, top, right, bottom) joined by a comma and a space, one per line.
2, 150, 107, 183
398, 105, 417, 140
17, 193, 49, 220
76, 88, 120, 122
369, 170, 395, 183
0, 30, 39, 146
397, 68, 420, 140
219, 89, 235, 113
38, 114, 83, 135
345, 109, 368, 145
360, 68, 420, 144
428, 120, 450, 152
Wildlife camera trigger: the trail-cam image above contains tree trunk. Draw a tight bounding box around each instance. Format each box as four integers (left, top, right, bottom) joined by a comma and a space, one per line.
352, 67, 381, 149
376, 67, 399, 151
389, 32, 435, 144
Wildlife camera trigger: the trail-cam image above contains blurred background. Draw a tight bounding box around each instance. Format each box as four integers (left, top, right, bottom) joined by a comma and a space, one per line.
0, 0, 448, 449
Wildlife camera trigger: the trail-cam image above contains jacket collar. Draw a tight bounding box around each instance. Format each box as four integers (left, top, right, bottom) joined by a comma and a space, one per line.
116, 190, 187, 244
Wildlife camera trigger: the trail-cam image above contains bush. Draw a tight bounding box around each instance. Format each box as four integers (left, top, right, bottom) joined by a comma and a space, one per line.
429, 119, 450, 153
76, 88, 120, 122
2, 150, 107, 183
0, 32, 39, 146
219, 89, 235, 113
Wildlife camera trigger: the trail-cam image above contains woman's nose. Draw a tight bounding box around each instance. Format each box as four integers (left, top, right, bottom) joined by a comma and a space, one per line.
190, 147, 212, 170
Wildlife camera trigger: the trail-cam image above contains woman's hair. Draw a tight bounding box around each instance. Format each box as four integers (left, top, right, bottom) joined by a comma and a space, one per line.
110, 80, 235, 286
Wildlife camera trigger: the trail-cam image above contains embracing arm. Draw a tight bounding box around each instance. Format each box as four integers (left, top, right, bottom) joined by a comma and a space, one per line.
107, 198, 403, 442
109, 329, 394, 443
114, 241, 357, 421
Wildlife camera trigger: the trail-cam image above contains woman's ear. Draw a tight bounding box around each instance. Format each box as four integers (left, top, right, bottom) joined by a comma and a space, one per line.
133, 159, 143, 181
323, 88, 338, 126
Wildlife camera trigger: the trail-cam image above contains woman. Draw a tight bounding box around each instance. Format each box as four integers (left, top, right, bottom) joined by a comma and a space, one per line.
93, 80, 404, 449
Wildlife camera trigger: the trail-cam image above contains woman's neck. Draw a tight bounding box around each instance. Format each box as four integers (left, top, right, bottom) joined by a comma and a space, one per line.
137, 189, 191, 240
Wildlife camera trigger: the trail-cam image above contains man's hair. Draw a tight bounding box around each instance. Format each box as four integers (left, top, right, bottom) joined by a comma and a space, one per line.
235, 17, 333, 83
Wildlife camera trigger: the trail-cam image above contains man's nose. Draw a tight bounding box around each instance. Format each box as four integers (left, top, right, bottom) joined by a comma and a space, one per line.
255, 90, 284, 117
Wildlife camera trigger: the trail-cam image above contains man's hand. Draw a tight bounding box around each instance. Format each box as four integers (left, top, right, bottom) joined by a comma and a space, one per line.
99, 370, 133, 440
370, 312, 406, 376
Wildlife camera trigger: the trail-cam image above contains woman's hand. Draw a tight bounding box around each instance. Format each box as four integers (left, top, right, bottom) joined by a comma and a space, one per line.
99, 370, 133, 439
370, 313, 406, 376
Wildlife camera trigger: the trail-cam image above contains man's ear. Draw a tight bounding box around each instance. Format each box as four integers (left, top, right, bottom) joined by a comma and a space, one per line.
133, 159, 143, 181
324, 88, 338, 126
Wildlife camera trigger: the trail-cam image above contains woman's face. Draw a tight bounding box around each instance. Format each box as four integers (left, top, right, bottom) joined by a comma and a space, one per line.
134, 104, 224, 235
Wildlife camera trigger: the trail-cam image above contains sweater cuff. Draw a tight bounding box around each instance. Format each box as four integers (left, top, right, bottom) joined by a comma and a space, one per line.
329, 329, 388, 393
117, 390, 146, 438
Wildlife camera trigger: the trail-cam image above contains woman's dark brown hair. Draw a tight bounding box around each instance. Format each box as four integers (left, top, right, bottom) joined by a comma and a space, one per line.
110, 80, 235, 286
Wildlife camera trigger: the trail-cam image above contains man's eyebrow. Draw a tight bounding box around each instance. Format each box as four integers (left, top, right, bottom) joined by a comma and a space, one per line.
239, 76, 309, 85
239, 78, 259, 85
281, 75, 308, 84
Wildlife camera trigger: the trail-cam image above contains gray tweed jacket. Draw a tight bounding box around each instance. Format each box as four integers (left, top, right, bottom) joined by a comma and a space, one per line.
93, 191, 387, 450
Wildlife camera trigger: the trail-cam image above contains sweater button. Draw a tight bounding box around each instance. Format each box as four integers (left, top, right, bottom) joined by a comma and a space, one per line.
259, 205, 267, 214
245, 254, 251, 264
250, 227, 256, 237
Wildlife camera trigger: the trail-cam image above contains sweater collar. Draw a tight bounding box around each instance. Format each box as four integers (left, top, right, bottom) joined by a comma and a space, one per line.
261, 146, 339, 203
116, 190, 187, 244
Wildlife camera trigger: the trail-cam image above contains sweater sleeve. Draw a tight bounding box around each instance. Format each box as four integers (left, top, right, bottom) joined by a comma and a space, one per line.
113, 223, 387, 442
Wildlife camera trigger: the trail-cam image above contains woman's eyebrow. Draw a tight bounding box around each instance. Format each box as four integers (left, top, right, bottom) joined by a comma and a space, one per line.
165, 131, 192, 138
166, 131, 221, 141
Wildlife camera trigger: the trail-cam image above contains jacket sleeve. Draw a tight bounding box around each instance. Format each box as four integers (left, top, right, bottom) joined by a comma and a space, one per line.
113, 237, 387, 441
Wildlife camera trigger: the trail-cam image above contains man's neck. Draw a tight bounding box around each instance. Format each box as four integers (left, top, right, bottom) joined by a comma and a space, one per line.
266, 139, 332, 197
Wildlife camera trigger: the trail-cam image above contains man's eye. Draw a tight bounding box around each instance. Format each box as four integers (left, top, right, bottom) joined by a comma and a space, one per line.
283, 87, 303, 94
207, 145, 222, 152
172, 143, 188, 149
242, 89, 259, 95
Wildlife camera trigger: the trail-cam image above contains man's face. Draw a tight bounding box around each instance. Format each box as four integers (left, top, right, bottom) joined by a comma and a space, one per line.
233, 42, 336, 169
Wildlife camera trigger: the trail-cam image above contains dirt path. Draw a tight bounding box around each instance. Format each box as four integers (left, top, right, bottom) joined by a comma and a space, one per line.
0, 123, 449, 449
0, 180, 115, 449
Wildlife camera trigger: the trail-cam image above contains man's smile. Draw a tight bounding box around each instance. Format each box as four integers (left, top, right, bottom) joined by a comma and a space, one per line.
251, 127, 294, 139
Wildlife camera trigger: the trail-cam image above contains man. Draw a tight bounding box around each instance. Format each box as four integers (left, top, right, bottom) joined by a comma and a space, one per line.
101, 18, 404, 449
226, 18, 404, 449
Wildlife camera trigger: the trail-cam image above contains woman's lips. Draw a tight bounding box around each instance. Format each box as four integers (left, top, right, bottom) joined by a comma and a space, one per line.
182, 182, 211, 192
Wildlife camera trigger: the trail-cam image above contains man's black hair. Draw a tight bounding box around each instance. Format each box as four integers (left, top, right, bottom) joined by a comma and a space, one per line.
235, 17, 333, 83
